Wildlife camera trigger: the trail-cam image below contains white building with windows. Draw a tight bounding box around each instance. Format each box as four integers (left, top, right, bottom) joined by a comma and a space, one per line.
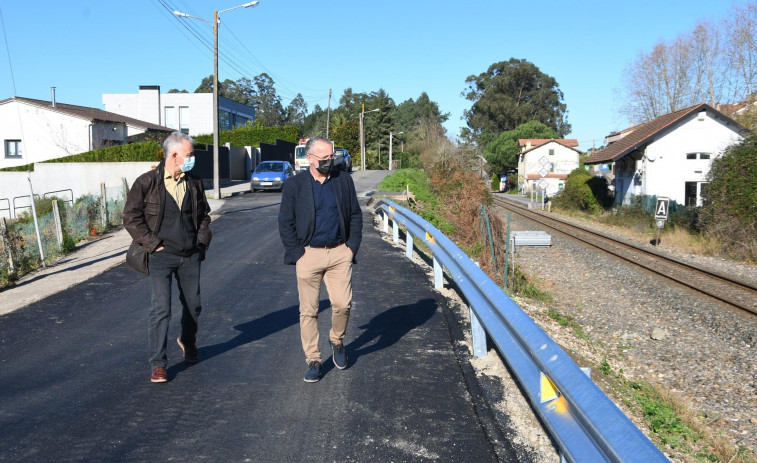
584, 103, 748, 207
517, 138, 581, 197
0, 96, 171, 169
102, 85, 256, 137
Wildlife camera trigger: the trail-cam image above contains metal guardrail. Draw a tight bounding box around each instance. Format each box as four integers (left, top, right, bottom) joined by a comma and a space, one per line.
12, 194, 40, 218
43, 189, 74, 206
375, 199, 668, 463
0, 198, 9, 219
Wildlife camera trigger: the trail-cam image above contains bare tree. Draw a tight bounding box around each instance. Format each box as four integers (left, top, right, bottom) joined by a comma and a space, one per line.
724, 3, 757, 101
618, 3, 757, 124
690, 21, 725, 106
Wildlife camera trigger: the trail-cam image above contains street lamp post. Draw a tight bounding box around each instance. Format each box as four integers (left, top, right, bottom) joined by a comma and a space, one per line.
389, 131, 403, 171
359, 105, 379, 172
174, 2, 259, 200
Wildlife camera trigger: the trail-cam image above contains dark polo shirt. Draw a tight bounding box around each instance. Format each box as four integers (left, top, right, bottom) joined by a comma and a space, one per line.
310, 175, 342, 246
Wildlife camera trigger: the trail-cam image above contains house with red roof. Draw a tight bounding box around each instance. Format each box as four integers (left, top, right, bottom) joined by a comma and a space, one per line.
584, 103, 748, 207
517, 138, 581, 197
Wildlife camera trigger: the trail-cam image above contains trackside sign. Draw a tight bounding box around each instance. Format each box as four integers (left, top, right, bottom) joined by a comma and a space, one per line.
655, 197, 669, 220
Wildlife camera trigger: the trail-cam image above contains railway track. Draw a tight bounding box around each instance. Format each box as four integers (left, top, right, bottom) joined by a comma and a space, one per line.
492, 196, 757, 316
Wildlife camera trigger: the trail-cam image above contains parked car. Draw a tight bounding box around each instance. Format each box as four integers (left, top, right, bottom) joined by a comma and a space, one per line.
250, 161, 294, 192
333, 148, 352, 172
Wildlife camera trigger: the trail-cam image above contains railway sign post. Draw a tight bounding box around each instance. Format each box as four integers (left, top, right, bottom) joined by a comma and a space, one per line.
654, 197, 669, 245
539, 157, 551, 210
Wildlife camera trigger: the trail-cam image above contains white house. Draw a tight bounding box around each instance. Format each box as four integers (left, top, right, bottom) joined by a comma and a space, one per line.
0, 96, 172, 170
517, 139, 581, 197
584, 103, 748, 207
102, 85, 256, 137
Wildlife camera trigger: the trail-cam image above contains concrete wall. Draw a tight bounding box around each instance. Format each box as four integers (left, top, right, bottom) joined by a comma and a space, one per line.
0, 162, 156, 219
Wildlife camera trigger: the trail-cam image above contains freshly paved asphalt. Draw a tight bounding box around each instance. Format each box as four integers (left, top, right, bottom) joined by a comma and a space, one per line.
0, 171, 518, 462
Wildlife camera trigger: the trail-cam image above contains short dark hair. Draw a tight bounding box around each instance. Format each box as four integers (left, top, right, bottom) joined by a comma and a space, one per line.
305, 136, 333, 155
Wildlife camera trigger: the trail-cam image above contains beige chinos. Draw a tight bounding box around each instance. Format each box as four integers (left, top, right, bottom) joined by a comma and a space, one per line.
296, 243, 353, 363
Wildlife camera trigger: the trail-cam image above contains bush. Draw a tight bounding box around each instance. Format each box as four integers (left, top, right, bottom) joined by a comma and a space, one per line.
491, 173, 500, 191
0, 162, 35, 172
378, 168, 437, 206
699, 135, 757, 260
43, 141, 164, 163
553, 168, 602, 212
193, 124, 299, 147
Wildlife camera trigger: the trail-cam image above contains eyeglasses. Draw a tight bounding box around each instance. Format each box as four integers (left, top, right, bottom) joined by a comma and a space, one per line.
308, 152, 334, 161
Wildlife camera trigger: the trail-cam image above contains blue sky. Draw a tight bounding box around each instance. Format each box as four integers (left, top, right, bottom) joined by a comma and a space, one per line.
0, 1, 751, 150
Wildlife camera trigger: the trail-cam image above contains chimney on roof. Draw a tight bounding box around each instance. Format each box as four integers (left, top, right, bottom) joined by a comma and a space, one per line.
51, 87, 56, 107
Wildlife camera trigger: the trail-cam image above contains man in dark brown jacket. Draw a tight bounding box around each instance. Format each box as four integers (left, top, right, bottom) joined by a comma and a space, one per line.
123, 131, 212, 383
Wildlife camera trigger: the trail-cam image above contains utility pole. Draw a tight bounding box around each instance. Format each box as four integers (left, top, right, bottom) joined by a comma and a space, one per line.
359, 105, 379, 172
212, 9, 220, 200
173, 2, 260, 200
360, 103, 365, 171
326, 88, 331, 138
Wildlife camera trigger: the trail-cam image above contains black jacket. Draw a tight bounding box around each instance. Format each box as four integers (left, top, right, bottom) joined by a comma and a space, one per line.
278, 169, 362, 265
123, 160, 212, 254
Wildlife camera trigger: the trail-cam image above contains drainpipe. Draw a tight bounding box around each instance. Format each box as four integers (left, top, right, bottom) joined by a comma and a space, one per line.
51, 87, 56, 107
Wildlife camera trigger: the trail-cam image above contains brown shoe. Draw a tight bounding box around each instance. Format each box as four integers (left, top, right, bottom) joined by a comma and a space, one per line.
177, 337, 199, 363
150, 367, 167, 383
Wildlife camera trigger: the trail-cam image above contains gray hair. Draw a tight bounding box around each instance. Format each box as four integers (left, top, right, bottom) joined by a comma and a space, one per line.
163, 131, 195, 158
305, 136, 334, 155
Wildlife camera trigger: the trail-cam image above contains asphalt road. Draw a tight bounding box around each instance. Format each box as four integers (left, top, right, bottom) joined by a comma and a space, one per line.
0, 170, 515, 462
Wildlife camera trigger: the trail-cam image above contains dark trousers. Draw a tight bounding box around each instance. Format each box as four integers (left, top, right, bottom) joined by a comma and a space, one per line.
147, 250, 202, 368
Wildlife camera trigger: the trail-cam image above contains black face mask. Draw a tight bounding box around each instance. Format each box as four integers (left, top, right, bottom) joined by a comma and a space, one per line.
315, 158, 333, 175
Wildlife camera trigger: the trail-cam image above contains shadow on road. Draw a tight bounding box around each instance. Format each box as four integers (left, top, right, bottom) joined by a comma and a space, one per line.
168, 300, 330, 377
348, 298, 437, 366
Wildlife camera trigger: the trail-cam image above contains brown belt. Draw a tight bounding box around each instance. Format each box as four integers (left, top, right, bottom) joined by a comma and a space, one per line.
309, 241, 344, 249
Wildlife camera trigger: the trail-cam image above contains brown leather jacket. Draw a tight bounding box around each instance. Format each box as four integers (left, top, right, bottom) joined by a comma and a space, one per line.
123, 160, 211, 254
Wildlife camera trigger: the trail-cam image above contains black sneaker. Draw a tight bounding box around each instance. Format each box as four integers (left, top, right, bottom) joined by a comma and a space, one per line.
304, 361, 321, 383
331, 342, 347, 370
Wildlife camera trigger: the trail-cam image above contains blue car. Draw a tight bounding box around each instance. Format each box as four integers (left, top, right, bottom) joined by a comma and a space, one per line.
250, 161, 294, 192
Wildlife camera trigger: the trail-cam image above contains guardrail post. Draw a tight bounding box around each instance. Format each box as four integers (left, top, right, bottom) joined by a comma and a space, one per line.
392, 220, 399, 243
52, 200, 63, 249
383, 210, 389, 233
405, 233, 413, 259
0, 217, 14, 272
470, 307, 487, 357
471, 263, 488, 357
433, 256, 443, 289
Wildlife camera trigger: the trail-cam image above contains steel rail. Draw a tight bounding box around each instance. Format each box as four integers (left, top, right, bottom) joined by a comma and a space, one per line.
492, 196, 757, 316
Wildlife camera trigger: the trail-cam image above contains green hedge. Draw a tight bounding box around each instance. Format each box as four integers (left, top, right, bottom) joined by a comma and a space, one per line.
0, 163, 35, 172
43, 141, 164, 163
193, 125, 299, 147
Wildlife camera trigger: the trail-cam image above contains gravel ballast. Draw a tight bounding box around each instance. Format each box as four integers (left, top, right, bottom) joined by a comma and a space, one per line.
375, 203, 757, 461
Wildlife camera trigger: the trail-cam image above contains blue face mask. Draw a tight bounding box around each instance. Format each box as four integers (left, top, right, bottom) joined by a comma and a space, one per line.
178, 155, 195, 172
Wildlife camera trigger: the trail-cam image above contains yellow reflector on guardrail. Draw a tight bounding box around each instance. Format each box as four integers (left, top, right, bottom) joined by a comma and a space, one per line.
540, 373, 559, 403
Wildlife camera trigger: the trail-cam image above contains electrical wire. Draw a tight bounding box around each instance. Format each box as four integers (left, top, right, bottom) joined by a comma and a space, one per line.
153, 0, 329, 106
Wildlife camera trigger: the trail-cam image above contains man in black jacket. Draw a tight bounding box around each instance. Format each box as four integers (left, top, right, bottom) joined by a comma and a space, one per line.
123, 131, 212, 383
278, 136, 362, 382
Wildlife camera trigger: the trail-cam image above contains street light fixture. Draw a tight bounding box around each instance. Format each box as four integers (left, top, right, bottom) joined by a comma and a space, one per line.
389, 131, 403, 171
174, 1, 259, 200
359, 105, 379, 172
